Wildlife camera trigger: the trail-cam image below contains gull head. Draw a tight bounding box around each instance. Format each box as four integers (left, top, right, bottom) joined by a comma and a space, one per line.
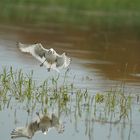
48, 48, 55, 55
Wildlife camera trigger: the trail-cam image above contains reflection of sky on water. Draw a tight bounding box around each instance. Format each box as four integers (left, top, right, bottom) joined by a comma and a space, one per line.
1, 104, 140, 140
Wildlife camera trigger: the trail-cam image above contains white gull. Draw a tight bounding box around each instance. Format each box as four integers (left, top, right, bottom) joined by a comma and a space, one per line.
17, 42, 71, 72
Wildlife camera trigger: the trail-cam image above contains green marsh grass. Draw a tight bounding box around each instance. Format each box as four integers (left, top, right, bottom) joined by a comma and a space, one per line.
0, 0, 139, 31
0, 66, 136, 124
0, 66, 139, 140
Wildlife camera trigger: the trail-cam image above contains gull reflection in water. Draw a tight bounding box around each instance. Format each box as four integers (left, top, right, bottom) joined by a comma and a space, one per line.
11, 113, 64, 139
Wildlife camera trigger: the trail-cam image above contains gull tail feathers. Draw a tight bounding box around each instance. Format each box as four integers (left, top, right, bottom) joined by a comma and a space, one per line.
63, 53, 71, 68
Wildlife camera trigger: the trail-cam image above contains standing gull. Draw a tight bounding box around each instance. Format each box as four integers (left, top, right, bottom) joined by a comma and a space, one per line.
17, 42, 71, 72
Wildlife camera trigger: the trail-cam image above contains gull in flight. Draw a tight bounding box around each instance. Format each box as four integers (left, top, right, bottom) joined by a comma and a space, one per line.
11, 113, 64, 139
17, 42, 71, 72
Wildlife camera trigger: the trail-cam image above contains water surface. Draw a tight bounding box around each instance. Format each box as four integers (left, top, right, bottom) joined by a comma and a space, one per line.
0, 11, 140, 140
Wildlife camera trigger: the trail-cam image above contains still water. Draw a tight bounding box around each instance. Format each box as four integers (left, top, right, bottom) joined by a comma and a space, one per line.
0, 22, 140, 140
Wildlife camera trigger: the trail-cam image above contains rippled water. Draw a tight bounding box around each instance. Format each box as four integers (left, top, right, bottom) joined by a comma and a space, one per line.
0, 24, 140, 91
0, 22, 140, 140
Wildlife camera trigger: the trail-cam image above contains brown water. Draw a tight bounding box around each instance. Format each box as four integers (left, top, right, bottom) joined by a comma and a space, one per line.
0, 23, 140, 91
0, 23, 140, 140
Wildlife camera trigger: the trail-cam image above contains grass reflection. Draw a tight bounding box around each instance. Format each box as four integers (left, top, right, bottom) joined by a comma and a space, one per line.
0, 66, 138, 139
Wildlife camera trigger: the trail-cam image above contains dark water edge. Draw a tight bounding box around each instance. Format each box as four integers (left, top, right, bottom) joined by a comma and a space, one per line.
0, 0, 140, 33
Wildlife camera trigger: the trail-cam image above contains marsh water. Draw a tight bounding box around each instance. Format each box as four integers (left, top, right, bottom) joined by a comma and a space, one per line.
0, 4, 140, 140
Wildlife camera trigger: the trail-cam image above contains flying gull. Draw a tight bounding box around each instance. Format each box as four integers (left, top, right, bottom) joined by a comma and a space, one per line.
17, 42, 71, 72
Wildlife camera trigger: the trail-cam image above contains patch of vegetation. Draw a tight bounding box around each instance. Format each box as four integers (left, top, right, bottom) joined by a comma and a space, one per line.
0, 66, 139, 139
0, 66, 135, 122
0, 0, 139, 30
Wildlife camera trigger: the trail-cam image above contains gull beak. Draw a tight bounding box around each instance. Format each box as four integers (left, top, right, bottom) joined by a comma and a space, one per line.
48, 48, 54, 54
48, 50, 52, 54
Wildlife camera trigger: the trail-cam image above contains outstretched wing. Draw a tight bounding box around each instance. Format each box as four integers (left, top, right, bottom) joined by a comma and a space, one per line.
11, 120, 39, 139
51, 114, 65, 133
56, 53, 71, 69
11, 127, 32, 139
17, 42, 50, 67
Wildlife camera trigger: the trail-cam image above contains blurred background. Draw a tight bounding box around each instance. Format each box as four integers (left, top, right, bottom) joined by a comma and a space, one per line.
0, 0, 139, 27
0, 0, 139, 29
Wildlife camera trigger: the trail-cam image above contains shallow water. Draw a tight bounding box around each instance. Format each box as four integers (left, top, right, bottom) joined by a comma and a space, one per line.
0, 24, 140, 92
0, 22, 140, 140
